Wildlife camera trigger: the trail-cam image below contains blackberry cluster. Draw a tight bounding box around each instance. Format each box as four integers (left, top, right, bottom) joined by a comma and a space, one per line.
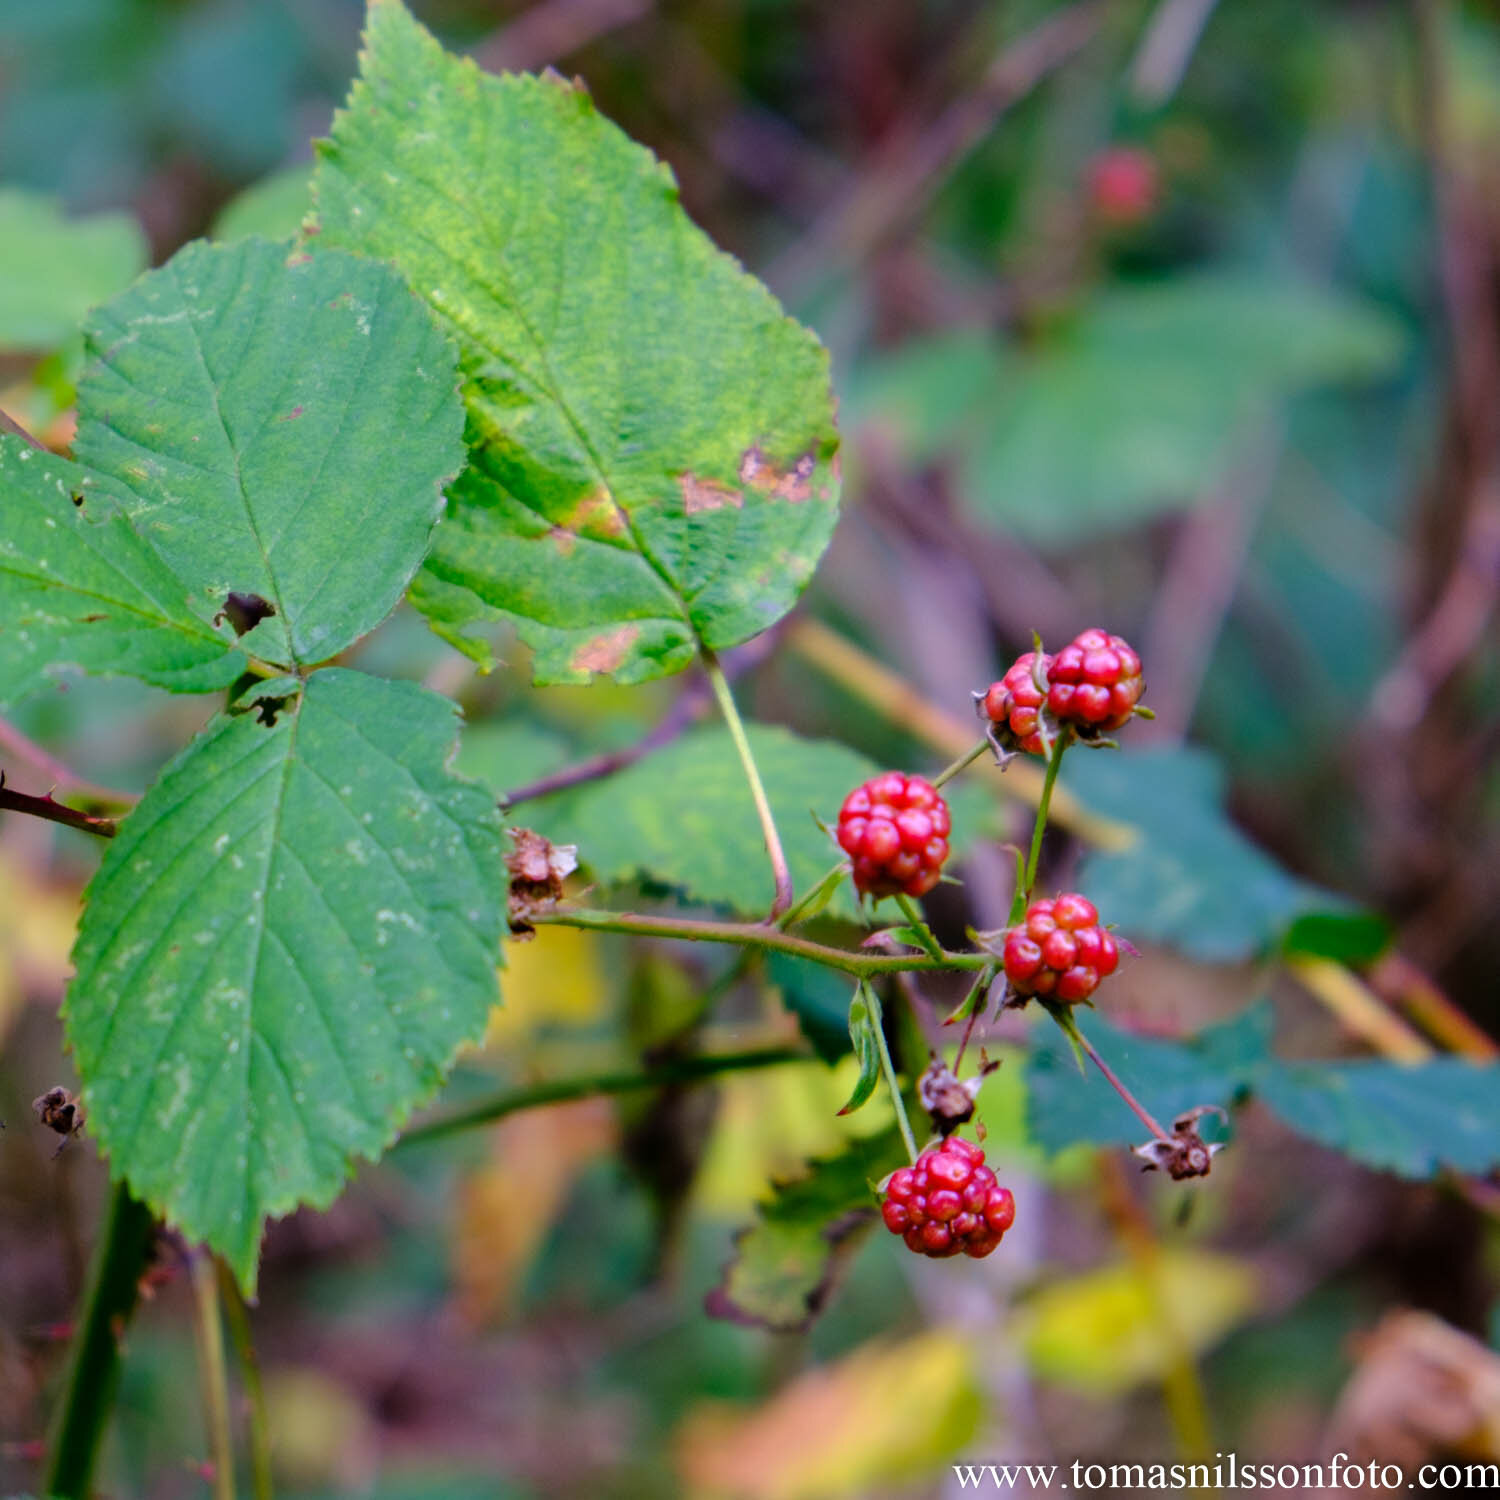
880, 1136, 1016, 1259
1002, 892, 1119, 1004
836, 772, 951, 899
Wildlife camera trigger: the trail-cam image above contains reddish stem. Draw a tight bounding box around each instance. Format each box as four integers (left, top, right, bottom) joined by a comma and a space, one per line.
0, 778, 118, 839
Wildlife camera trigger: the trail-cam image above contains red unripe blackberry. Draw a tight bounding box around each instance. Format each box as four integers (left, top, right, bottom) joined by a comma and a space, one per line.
837, 772, 951, 898
979, 650, 1053, 756
880, 1136, 1015, 1260
1046, 628, 1144, 733
1002, 892, 1119, 1004
1087, 146, 1160, 226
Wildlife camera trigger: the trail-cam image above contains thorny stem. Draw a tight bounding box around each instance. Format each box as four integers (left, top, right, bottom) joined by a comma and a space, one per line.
703, 648, 794, 918
44, 1182, 156, 1499
190, 1252, 236, 1500
894, 892, 944, 960
932, 738, 988, 788
0, 717, 137, 806
218, 1263, 272, 1500
868, 984, 920, 1163
0, 777, 118, 839
398, 1044, 806, 1147
533, 906, 990, 978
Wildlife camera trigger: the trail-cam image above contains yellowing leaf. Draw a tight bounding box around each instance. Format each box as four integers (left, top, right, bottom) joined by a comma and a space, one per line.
482, 925, 609, 1049
694, 1059, 894, 1219
1017, 1250, 1257, 1395
677, 1332, 980, 1500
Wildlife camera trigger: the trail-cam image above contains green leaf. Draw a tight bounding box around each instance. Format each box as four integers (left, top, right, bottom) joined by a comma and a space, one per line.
0, 188, 147, 350
0, 436, 245, 706
313, 0, 840, 683
883, 276, 1405, 544
74, 237, 465, 668
1026, 1007, 1260, 1155
765, 951, 858, 1064
1255, 1060, 1500, 1178
523, 723, 986, 921
1026, 1006, 1500, 1180
211, 163, 313, 243
706, 1128, 898, 1332
64, 668, 506, 1291
838, 984, 881, 1116
1063, 746, 1368, 962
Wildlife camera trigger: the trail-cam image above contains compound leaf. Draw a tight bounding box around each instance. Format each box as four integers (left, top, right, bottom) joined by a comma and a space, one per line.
0, 437, 244, 705
75, 236, 464, 668
314, 0, 840, 683
65, 668, 505, 1291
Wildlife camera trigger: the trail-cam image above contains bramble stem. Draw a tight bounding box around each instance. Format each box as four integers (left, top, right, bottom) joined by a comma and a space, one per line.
703, 648, 794, 918
1051, 1004, 1171, 1142
190, 1252, 236, 1500
1022, 731, 1070, 901
218, 1263, 272, 1500
398, 1044, 806, 1147
0, 718, 136, 806
869, 985, 919, 1162
533, 906, 990, 977
45, 1182, 156, 1499
932, 738, 988, 788
0, 778, 118, 839
894, 892, 944, 961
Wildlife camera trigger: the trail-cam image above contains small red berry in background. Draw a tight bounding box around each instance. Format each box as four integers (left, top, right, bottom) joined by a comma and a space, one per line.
1003, 892, 1119, 1004
880, 1136, 1015, 1259
837, 772, 951, 898
1046, 628, 1145, 733
1087, 146, 1160, 226
979, 650, 1052, 756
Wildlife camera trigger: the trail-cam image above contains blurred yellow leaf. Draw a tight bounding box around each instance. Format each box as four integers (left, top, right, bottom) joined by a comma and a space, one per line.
1017, 1249, 1257, 1395
482, 924, 609, 1049
262, 1366, 373, 1491
451, 1096, 616, 1325
694, 1058, 894, 1219
0, 848, 79, 1045
677, 1332, 980, 1500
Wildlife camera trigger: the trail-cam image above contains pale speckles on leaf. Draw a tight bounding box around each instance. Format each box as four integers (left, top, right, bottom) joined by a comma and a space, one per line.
569, 623, 640, 676
679, 472, 743, 515
739, 445, 816, 503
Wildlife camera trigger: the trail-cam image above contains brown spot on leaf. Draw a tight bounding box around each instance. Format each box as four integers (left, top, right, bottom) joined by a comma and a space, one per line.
562, 488, 628, 542
738, 445, 816, 503
278, 405, 305, 422
570, 624, 640, 676
547, 525, 576, 557
679, 472, 743, 515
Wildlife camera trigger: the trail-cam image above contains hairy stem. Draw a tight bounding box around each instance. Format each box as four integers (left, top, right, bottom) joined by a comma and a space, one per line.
533, 905, 990, 977
703, 648, 794, 917
190, 1252, 236, 1500
217, 1263, 272, 1500
399, 1043, 807, 1147
932, 738, 988, 788
894, 892, 944, 960
45, 1183, 156, 1499
870, 986, 919, 1162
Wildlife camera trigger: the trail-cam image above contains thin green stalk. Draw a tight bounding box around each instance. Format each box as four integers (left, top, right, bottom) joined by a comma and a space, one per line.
45, 1182, 156, 1499
703, 648, 794, 918
932, 737, 989, 789
217, 1263, 272, 1500
894, 892, 944, 961
399, 1044, 807, 1147
532, 906, 989, 977
190, 1252, 236, 1500
774, 858, 848, 930
871, 988, 919, 1163
1022, 731, 1070, 901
